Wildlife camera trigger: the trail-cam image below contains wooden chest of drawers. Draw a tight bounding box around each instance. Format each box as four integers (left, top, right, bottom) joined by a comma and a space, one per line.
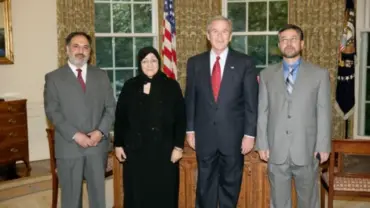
0, 99, 31, 175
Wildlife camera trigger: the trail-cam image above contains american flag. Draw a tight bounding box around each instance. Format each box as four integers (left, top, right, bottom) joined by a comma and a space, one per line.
162, 0, 177, 80
339, 33, 347, 52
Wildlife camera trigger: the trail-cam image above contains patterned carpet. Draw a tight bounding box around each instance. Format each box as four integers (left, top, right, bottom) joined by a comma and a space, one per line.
0, 175, 52, 201
0, 158, 114, 208
0, 176, 93, 208
0, 158, 369, 208
0, 172, 113, 208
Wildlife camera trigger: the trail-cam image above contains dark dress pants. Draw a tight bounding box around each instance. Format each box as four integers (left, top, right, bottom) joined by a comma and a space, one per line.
196, 150, 244, 208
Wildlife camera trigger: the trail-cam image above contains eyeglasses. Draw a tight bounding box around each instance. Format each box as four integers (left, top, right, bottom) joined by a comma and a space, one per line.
279, 37, 300, 44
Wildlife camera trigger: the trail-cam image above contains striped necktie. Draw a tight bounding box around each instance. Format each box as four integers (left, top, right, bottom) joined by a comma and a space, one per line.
286, 67, 294, 94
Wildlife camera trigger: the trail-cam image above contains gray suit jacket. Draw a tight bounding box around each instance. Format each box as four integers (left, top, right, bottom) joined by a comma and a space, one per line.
44, 64, 116, 159
255, 60, 331, 166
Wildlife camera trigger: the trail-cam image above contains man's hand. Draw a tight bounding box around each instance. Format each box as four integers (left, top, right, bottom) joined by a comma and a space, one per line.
241, 136, 254, 155
186, 132, 195, 150
314, 152, 330, 164
258, 150, 269, 162
74, 132, 93, 148
115, 147, 126, 162
87, 130, 103, 146
171, 147, 183, 163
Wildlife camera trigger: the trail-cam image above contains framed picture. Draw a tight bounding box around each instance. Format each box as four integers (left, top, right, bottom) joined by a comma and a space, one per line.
0, 0, 13, 64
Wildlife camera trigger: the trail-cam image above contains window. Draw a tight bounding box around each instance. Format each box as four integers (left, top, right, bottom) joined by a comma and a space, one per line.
356, 31, 370, 137
223, 0, 288, 71
354, 0, 370, 138
94, 0, 158, 98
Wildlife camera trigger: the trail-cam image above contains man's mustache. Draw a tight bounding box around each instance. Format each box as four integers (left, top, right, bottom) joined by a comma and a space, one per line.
75, 54, 85, 58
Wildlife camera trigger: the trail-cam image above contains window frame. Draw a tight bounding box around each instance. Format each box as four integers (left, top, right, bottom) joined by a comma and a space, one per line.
354, 29, 370, 139
94, 0, 159, 97
353, 0, 370, 139
222, 0, 288, 69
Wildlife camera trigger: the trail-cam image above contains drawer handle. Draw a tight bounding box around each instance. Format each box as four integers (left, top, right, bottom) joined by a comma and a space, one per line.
7, 106, 15, 112
8, 119, 16, 124
10, 148, 19, 153
8, 132, 17, 137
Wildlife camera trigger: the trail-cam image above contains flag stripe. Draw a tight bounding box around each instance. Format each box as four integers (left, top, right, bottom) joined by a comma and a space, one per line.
162, 0, 177, 80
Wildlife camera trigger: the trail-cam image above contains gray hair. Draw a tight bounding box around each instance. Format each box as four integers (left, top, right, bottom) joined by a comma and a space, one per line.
206, 15, 233, 33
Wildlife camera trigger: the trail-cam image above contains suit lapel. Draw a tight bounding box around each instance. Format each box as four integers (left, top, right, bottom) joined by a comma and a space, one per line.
290, 60, 309, 98
85, 66, 95, 97
272, 63, 288, 96
218, 50, 235, 102
201, 52, 215, 103
61, 64, 86, 96
273, 60, 309, 98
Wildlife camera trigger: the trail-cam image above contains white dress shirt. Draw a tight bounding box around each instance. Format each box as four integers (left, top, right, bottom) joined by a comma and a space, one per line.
210, 48, 229, 79
68, 61, 87, 82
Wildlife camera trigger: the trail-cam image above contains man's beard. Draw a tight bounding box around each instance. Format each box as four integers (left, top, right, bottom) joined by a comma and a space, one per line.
69, 55, 88, 67
282, 48, 301, 58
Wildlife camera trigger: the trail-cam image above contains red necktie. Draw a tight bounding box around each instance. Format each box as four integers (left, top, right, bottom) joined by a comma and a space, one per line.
76, 69, 86, 92
211, 56, 221, 102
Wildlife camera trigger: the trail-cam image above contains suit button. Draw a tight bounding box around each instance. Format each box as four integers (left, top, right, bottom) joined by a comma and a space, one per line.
213, 122, 216, 125
286, 131, 289, 134
288, 115, 291, 119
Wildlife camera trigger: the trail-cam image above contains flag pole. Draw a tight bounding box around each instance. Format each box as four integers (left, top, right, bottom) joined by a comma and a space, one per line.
345, 119, 349, 139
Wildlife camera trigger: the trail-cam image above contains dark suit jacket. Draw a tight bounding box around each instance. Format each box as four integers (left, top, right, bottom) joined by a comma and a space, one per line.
185, 49, 259, 156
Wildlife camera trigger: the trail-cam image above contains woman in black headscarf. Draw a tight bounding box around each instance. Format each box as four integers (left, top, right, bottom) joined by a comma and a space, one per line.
114, 46, 186, 208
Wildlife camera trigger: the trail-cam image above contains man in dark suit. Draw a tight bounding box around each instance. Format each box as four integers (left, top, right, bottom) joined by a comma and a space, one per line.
185, 16, 259, 208
44, 32, 116, 208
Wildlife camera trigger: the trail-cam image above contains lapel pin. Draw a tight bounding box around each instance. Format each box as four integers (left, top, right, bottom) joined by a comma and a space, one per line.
230, 66, 234, 69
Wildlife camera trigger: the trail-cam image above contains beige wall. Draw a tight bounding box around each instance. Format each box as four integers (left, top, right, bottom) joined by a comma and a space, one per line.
0, 3, 4, 28
0, 0, 58, 161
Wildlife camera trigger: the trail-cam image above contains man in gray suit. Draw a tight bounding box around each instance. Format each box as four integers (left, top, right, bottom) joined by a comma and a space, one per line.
44, 32, 116, 208
256, 24, 331, 208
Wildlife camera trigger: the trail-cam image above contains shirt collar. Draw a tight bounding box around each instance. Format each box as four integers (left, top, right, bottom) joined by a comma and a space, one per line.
283, 57, 301, 70
68, 61, 87, 72
211, 47, 229, 60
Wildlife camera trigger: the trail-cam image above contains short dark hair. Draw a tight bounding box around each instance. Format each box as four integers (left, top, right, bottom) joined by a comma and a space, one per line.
65, 32, 92, 45
278, 24, 304, 40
